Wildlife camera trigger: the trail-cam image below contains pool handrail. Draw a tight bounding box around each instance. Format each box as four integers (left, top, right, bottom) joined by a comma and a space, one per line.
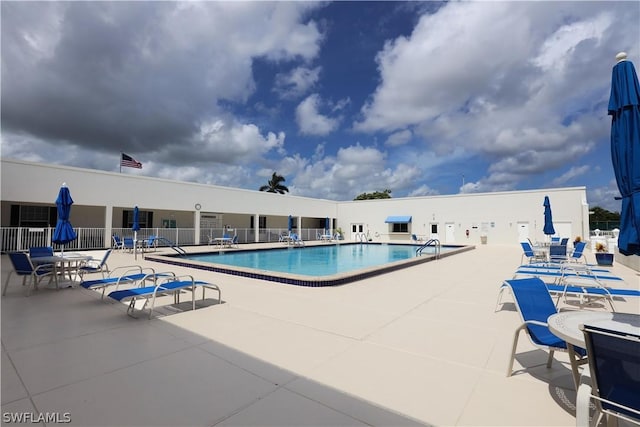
417, 239, 440, 258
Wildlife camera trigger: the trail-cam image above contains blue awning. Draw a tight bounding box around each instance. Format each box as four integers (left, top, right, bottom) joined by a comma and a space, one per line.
385, 216, 412, 224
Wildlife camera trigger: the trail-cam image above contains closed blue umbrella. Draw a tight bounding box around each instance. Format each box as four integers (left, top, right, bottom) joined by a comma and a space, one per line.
288, 215, 293, 232
325, 217, 330, 234
543, 196, 555, 237
609, 52, 640, 256
132, 206, 140, 259
53, 183, 77, 254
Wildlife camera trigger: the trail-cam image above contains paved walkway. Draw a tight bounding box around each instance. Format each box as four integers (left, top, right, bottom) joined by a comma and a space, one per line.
2, 244, 639, 426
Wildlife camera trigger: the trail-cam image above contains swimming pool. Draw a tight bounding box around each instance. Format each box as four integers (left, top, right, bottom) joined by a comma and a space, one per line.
147, 243, 473, 287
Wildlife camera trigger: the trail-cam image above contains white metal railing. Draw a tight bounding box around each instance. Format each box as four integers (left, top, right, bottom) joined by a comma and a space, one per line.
1, 227, 336, 252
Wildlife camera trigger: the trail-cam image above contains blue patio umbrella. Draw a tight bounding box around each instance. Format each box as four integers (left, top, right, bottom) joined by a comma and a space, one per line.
132, 206, 140, 259
288, 215, 293, 232
609, 52, 640, 256
52, 183, 77, 254
543, 196, 555, 237
325, 217, 330, 233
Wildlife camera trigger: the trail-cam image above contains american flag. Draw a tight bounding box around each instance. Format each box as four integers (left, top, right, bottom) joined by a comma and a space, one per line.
121, 153, 142, 169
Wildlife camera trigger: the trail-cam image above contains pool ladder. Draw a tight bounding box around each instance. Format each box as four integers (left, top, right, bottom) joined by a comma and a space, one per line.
355, 233, 368, 243
416, 239, 441, 258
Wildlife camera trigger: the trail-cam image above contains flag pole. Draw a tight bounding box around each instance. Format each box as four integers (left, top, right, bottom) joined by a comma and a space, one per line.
119, 152, 122, 173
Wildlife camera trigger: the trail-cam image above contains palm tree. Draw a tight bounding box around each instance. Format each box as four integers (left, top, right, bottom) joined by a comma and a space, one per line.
259, 172, 289, 194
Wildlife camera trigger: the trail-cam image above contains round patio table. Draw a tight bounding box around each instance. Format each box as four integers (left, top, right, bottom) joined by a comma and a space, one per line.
548, 311, 640, 389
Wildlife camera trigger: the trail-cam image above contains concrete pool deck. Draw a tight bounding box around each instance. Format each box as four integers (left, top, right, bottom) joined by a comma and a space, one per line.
2, 243, 639, 426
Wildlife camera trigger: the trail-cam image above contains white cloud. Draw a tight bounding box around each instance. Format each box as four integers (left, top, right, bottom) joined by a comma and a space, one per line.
408, 185, 440, 197
296, 94, 340, 136
191, 118, 286, 164
285, 143, 422, 200
552, 165, 590, 186
352, 2, 636, 192
385, 129, 412, 147
274, 66, 321, 99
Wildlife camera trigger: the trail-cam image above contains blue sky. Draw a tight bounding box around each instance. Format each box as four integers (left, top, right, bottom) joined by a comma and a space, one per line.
2, 1, 639, 210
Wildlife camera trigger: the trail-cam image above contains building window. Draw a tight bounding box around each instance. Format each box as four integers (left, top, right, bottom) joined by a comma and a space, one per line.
123, 210, 153, 228
431, 224, 438, 234
250, 216, 267, 229
14, 205, 56, 227
391, 223, 409, 233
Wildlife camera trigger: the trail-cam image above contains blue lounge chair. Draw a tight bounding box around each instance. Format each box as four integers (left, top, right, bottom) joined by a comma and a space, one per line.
515, 263, 610, 273
78, 249, 112, 279
108, 275, 221, 319
513, 263, 624, 283
80, 266, 173, 299
503, 278, 587, 380
497, 277, 638, 313
576, 325, 640, 426
3, 252, 55, 296
544, 283, 638, 312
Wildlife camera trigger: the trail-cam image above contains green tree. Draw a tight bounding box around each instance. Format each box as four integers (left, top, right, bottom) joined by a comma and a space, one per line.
589, 206, 621, 230
354, 189, 392, 200
259, 172, 289, 194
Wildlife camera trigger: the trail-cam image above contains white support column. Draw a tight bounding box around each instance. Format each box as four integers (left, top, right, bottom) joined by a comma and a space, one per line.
104, 205, 113, 249
254, 213, 260, 243
194, 210, 201, 245
297, 216, 302, 235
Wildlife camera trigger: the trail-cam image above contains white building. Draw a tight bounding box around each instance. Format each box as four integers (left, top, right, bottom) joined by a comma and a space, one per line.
1, 158, 590, 249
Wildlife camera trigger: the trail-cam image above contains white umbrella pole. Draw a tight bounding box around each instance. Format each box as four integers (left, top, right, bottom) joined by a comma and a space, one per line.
134, 230, 137, 260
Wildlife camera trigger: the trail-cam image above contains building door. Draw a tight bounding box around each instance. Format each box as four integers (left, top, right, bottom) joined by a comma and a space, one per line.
445, 223, 455, 243
351, 223, 364, 241
517, 222, 529, 242
430, 223, 439, 240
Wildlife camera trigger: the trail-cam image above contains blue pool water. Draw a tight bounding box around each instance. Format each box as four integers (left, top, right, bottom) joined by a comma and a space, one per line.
185, 244, 443, 277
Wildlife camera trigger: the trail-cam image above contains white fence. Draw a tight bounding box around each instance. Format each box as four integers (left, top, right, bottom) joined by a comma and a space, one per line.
1, 227, 332, 252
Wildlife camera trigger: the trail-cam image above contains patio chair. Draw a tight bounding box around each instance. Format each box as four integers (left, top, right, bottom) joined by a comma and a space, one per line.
560, 238, 569, 246
520, 242, 546, 264
112, 235, 125, 251
29, 246, 54, 258
576, 325, 640, 427
2, 252, 56, 296
290, 233, 304, 246
123, 237, 135, 252
504, 277, 587, 378
78, 249, 112, 280
143, 235, 157, 252
551, 237, 561, 245
567, 241, 587, 263
279, 232, 292, 244
548, 244, 567, 263
231, 235, 239, 248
